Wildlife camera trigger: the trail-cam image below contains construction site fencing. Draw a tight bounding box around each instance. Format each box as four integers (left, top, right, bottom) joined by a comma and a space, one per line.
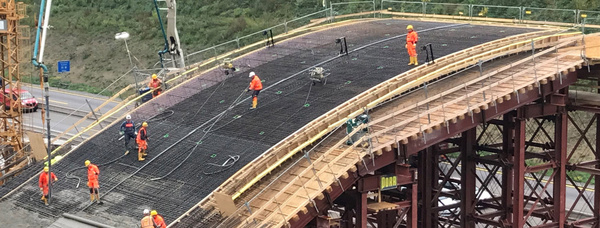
184, 8, 330, 69
471, 5, 521, 21
380, 0, 423, 14
522, 7, 578, 25
380, 0, 600, 26
330, 0, 377, 19
215, 29, 584, 227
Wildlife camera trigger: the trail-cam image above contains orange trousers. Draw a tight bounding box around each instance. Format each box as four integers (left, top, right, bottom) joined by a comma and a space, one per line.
407, 45, 417, 57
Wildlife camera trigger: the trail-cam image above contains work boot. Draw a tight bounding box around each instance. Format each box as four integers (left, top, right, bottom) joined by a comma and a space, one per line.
43, 198, 48, 206
414, 57, 419, 66
41, 195, 45, 201
124, 150, 129, 155
138, 152, 145, 161
90, 194, 95, 202
408, 57, 414, 65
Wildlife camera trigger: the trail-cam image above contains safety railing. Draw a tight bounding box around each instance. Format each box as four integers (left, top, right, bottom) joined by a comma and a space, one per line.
330, 0, 377, 19
182, 8, 331, 69
381, 0, 600, 26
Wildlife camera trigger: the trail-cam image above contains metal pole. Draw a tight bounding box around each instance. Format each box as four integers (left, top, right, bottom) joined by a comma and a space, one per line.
43, 70, 52, 203
124, 39, 133, 68
86, 99, 103, 129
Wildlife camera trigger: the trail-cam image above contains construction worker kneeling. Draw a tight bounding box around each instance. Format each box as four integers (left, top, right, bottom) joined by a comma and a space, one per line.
136, 122, 149, 161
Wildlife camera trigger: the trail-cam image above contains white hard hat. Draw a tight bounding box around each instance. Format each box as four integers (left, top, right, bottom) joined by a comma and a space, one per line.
126, 115, 132, 120
249, 72, 255, 78
143, 209, 150, 215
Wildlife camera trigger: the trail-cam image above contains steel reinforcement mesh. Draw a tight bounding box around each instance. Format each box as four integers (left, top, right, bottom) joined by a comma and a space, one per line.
0, 19, 536, 227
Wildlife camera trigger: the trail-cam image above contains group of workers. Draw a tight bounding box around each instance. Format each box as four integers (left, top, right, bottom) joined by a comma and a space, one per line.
141, 209, 167, 228
120, 115, 150, 161
39, 160, 169, 226
35, 24, 415, 224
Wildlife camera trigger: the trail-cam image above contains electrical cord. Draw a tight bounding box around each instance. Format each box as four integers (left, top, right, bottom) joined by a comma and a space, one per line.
202, 155, 240, 175
64, 151, 129, 188
89, 23, 469, 200
149, 90, 246, 181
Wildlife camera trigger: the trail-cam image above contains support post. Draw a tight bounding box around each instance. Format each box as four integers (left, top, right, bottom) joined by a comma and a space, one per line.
356, 191, 368, 228
408, 176, 417, 228
419, 147, 437, 228
502, 112, 515, 223
513, 115, 526, 228
461, 128, 476, 228
553, 109, 567, 227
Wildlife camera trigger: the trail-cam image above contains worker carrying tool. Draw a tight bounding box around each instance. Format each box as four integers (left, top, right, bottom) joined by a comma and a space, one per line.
39, 166, 57, 205
405, 25, 419, 66
120, 114, 136, 154
246, 72, 263, 110
151, 210, 167, 228
141, 209, 154, 228
85, 160, 101, 203
136, 122, 149, 161
149, 74, 162, 98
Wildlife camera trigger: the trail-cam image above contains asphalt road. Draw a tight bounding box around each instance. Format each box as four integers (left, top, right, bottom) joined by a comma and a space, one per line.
19, 84, 125, 143
440, 161, 595, 221
21, 83, 120, 115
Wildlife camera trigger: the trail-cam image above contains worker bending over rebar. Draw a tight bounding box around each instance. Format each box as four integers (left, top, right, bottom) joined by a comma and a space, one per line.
38, 166, 57, 205
136, 122, 149, 161
120, 114, 136, 154
85, 160, 101, 204
406, 25, 419, 66
247, 71, 263, 109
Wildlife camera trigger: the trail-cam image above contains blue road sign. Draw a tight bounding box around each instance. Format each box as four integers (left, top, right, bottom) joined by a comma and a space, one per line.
57, 60, 70, 73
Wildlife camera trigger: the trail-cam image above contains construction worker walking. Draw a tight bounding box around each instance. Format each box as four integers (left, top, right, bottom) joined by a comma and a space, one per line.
151, 210, 167, 228
406, 25, 419, 66
247, 72, 263, 110
120, 114, 136, 153
38, 166, 57, 205
141, 209, 154, 228
85, 160, 101, 203
149, 74, 162, 98
136, 122, 149, 161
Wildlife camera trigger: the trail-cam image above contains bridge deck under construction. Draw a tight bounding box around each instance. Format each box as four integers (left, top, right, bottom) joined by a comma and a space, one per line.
0, 19, 538, 227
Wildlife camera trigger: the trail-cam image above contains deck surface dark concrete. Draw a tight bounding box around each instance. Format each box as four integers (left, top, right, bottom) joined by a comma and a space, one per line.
0, 19, 536, 227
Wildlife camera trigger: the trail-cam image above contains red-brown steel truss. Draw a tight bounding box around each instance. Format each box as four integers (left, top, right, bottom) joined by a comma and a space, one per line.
292, 65, 600, 228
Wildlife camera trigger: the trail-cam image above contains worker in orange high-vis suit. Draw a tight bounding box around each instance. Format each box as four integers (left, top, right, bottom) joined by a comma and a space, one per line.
406, 25, 419, 66
247, 71, 263, 110
85, 160, 101, 203
141, 209, 154, 228
151, 210, 167, 228
136, 122, 149, 161
149, 74, 162, 98
39, 166, 57, 205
